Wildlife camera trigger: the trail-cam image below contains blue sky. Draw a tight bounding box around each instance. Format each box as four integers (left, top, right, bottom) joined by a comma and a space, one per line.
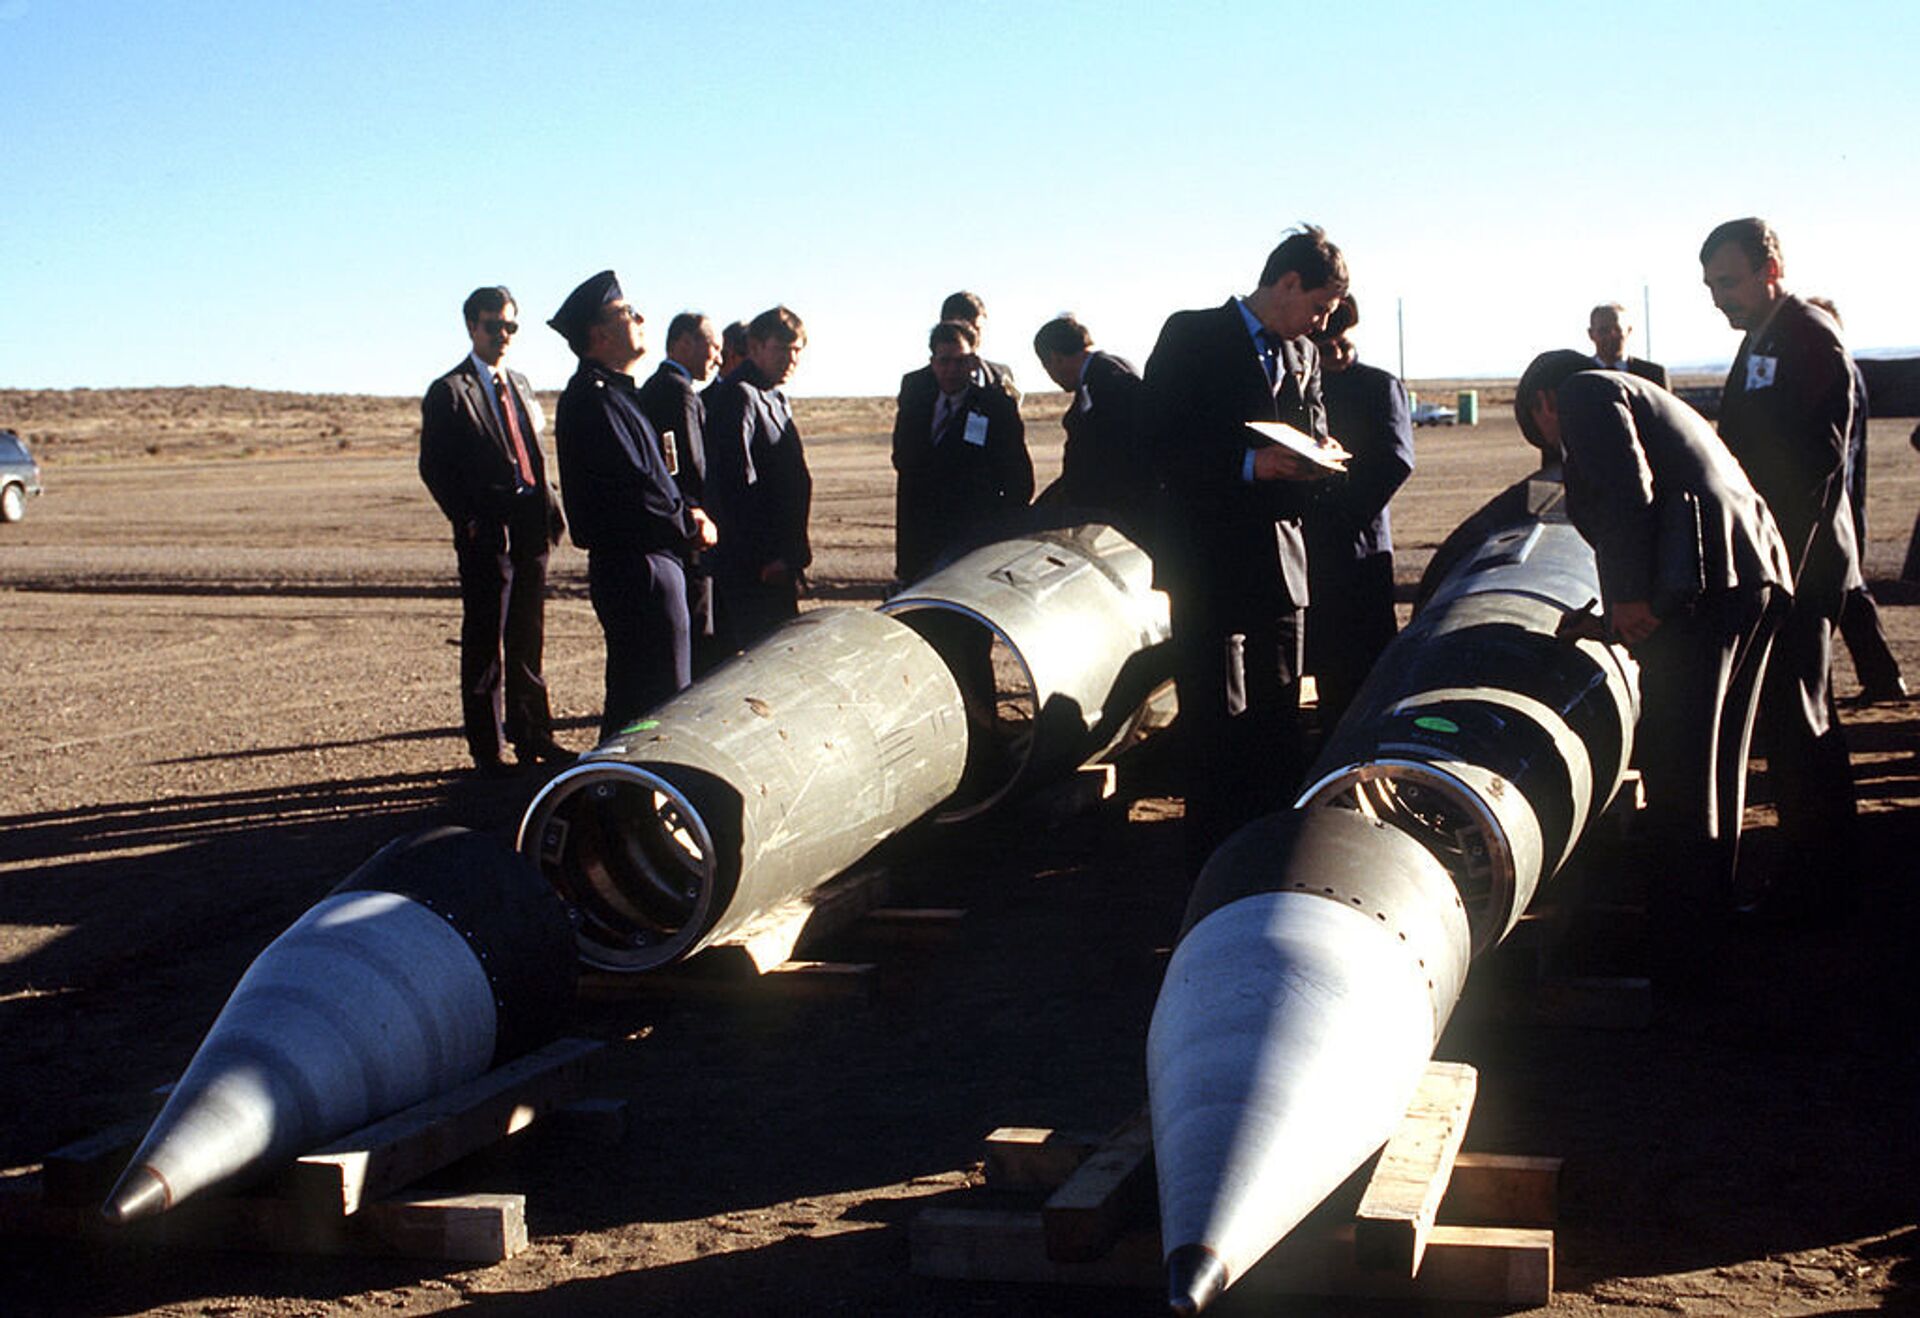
3, 1, 1915, 397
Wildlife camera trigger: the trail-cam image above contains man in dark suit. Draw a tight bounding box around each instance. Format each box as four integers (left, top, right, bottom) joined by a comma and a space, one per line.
418, 285, 571, 774
548, 270, 717, 740
894, 291, 1022, 432
1700, 216, 1859, 912
1805, 297, 1908, 703
1588, 303, 1669, 388
1031, 314, 1148, 533
1304, 294, 1414, 728
637, 312, 723, 675
704, 305, 814, 650
891, 320, 1033, 584
1519, 352, 1791, 977
1144, 224, 1348, 869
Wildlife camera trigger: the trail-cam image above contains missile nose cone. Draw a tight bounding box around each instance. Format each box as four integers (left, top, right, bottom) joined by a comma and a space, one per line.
1166, 1243, 1228, 1315
101, 1163, 171, 1225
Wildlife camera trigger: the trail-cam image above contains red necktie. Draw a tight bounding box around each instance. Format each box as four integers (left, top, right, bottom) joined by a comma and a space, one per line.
495, 372, 537, 488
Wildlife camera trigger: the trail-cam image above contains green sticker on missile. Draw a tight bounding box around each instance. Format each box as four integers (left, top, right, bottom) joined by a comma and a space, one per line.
623, 719, 661, 733
1413, 715, 1459, 734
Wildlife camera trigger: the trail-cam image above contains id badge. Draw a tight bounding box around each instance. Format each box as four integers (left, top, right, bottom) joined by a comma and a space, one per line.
963, 412, 989, 447
661, 429, 680, 475
1745, 354, 1777, 390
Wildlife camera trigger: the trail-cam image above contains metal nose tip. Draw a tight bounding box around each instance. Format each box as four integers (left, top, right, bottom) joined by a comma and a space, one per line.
1166, 1242, 1228, 1315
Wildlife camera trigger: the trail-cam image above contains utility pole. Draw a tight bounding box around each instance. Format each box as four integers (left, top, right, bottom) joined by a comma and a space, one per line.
1642, 282, 1652, 362
1397, 297, 1406, 382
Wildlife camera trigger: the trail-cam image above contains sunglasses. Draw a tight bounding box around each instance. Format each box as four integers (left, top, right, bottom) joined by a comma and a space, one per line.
478, 319, 519, 335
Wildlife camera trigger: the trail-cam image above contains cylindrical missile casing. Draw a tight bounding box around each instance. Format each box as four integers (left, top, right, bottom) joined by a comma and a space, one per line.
103, 827, 573, 1223
1151, 808, 1470, 1301
1300, 516, 1639, 950
880, 523, 1174, 820
518, 607, 968, 973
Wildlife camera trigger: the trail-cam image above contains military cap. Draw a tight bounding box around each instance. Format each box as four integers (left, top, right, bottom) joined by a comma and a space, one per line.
549, 270, 623, 343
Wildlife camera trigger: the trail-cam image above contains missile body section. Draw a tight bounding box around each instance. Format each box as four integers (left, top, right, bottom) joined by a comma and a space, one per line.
1149, 480, 1639, 1311
103, 827, 574, 1223
519, 607, 968, 973
880, 523, 1174, 820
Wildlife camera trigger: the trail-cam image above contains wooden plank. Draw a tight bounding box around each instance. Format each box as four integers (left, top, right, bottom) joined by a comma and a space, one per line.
1354, 1061, 1476, 1275
982, 1126, 1099, 1193
912, 1207, 1160, 1287
857, 907, 969, 946
912, 1208, 1552, 1306
1445, 1152, 1561, 1227
280, 1036, 603, 1215
1260, 1223, 1553, 1306
360, 1193, 527, 1263
39, 1119, 145, 1208
1041, 1109, 1154, 1262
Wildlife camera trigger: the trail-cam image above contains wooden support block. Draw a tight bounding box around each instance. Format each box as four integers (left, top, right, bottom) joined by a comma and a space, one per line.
549, 1098, 630, 1145
1042, 1109, 1154, 1262
912, 1207, 1160, 1287
761, 959, 878, 1002
982, 1127, 1099, 1193
1444, 1153, 1561, 1227
1354, 1061, 1477, 1276
1259, 1222, 1553, 1307
911, 1208, 1553, 1306
39, 1119, 146, 1208
279, 1036, 603, 1215
857, 907, 968, 946
359, 1193, 527, 1263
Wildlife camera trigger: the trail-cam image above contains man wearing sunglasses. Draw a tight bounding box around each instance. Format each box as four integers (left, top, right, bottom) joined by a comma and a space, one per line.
419, 285, 571, 775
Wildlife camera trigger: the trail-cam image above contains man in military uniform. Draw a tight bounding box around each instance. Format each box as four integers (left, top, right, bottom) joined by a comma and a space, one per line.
548, 271, 716, 740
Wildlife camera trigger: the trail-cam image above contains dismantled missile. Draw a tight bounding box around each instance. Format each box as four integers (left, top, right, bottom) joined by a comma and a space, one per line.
880, 522, 1175, 820
103, 826, 574, 1224
1151, 807, 1469, 1313
1149, 480, 1639, 1311
519, 606, 968, 973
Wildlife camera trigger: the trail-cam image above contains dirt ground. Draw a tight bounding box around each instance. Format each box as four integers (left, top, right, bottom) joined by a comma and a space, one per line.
3, 386, 1919, 1316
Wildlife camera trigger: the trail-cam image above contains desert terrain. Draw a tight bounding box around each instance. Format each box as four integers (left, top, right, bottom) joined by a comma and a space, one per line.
2, 382, 1918, 1316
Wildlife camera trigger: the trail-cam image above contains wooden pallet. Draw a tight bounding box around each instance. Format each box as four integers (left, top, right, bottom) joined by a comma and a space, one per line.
912, 1061, 1559, 1307
2, 1036, 610, 1263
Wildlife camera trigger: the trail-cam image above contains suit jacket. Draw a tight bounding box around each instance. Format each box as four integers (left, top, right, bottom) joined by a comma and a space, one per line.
635, 361, 708, 506
1307, 359, 1414, 562
891, 376, 1032, 581
1597, 356, 1671, 390
1046, 351, 1148, 523
1558, 371, 1791, 617
1143, 299, 1324, 615
896, 356, 1021, 418
553, 360, 694, 555
1717, 293, 1860, 604
419, 356, 561, 530
704, 362, 813, 584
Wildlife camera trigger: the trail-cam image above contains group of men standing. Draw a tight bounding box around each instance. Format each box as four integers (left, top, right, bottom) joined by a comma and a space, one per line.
1512, 216, 1887, 970
419, 220, 1893, 954
419, 274, 811, 768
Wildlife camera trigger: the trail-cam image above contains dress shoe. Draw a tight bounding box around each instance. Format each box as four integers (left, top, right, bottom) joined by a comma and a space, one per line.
473, 755, 520, 779
515, 737, 576, 766
1845, 677, 1910, 706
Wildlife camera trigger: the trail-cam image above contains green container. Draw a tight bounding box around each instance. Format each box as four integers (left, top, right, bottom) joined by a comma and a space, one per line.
1456, 390, 1479, 426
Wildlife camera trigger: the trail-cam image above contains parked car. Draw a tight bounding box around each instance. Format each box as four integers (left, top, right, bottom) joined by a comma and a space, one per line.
1411, 401, 1457, 427
0, 430, 44, 522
